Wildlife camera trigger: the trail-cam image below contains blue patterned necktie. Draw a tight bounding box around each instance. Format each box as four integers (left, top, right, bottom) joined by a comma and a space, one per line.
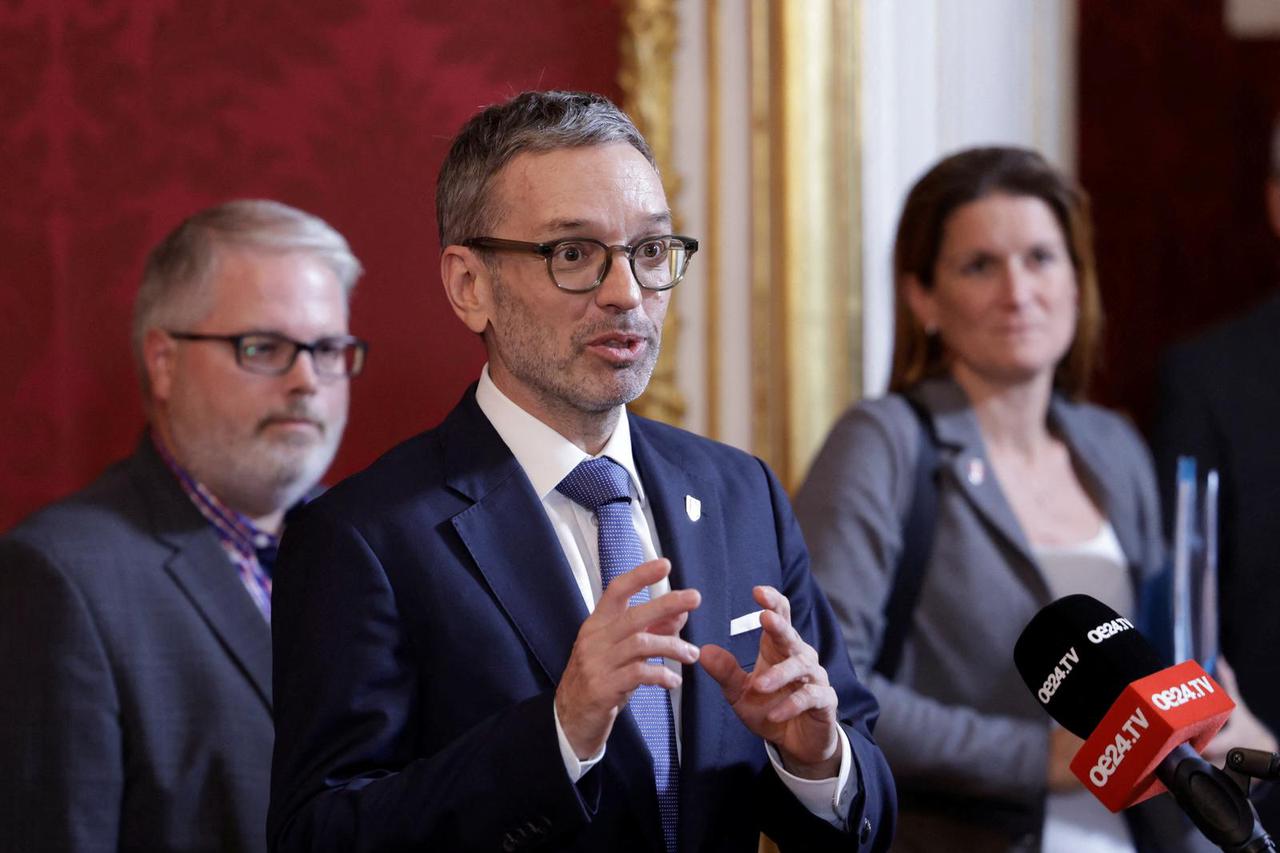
557, 457, 679, 852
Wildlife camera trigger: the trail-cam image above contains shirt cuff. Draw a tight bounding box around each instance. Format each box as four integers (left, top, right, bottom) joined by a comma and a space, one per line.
554, 700, 606, 783
765, 727, 855, 828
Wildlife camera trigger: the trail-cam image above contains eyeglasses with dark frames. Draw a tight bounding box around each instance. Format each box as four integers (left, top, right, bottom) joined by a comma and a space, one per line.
462, 234, 698, 293
167, 331, 369, 378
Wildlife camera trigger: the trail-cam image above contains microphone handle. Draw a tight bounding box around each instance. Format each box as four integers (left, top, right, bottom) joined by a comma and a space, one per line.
1160, 744, 1275, 852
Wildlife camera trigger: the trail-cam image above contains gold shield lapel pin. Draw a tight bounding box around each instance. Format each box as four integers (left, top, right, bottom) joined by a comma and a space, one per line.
685, 495, 702, 522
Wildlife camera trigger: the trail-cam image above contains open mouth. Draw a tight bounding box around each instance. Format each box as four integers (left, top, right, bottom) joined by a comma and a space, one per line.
586, 332, 646, 363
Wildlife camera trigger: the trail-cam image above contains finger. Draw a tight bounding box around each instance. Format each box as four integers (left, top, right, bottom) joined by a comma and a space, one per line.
618, 587, 701, 636
758, 608, 811, 659
753, 585, 792, 623
586, 589, 700, 659
621, 659, 683, 692
569, 651, 685, 706
596, 558, 672, 617
700, 643, 750, 704
612, 632, 700, 667
752, 653, 823, 694
590, 660, 683, 700
765, 681, 838, 723
644, 606, 690, 638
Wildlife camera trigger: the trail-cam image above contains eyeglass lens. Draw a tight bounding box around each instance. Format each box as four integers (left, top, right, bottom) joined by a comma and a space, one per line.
239, 334, 364, 377
550, 237, 689, 291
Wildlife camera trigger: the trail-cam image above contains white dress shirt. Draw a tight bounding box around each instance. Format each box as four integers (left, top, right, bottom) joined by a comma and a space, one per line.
475, 366, 852, 826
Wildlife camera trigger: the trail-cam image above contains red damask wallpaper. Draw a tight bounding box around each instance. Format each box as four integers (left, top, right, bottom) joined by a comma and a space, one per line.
1079, 0, 1280, 424
0, 1, 623, 530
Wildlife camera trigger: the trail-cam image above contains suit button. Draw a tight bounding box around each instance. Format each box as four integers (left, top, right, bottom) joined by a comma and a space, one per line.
859, 817, 872, 844
503, 827, 530, 851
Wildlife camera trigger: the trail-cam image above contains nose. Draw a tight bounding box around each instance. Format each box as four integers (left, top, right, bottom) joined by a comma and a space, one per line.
594, 251, 643, 312
283, 348, 321, 393
1001, 260, 1035, 305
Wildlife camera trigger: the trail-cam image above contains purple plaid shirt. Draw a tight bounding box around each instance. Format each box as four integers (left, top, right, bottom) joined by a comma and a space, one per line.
153, 434, 275, 622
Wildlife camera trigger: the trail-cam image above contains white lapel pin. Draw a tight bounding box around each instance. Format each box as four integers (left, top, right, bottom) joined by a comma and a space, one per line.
967, 457, 985, 486
685, 495, 702, 522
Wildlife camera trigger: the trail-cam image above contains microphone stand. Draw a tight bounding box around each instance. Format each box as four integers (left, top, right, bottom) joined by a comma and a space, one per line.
1227, 748, 1280, 785
1161, 745, 1275, 852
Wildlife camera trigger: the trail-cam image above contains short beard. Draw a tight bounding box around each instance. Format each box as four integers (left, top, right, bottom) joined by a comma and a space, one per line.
168, 415, 341, 521
489, 272, 663, 417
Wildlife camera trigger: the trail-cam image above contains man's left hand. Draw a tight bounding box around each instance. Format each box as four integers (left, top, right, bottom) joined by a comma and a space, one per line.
700, 585, 840, 779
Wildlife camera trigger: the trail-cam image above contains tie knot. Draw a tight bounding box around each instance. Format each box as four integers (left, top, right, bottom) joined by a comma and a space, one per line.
556, 457, 632, 511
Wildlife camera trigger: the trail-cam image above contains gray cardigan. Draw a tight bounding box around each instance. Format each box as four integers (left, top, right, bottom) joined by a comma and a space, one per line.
795, 378, 1205, 850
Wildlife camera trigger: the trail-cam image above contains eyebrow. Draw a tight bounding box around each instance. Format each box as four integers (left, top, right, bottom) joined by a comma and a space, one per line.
539, 211, 673, 237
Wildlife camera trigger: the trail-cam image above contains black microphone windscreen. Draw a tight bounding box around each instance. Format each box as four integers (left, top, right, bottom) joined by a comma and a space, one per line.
1013, 594, 1166, 737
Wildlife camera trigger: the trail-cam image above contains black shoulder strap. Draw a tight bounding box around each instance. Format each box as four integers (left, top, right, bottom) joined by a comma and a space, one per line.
872, 394, 941, 680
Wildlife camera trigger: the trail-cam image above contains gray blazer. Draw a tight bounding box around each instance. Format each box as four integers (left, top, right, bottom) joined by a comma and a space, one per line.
0, 436, 273, 852
795, 377, 1205, 852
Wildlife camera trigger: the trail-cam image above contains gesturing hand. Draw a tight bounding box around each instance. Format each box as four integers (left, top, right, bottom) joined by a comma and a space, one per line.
555, 558, 702, 760
700, 585, 840, 779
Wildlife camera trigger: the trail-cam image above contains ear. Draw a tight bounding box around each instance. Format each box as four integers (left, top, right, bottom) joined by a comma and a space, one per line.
902, 274, 939, 334
143, 328, 177, 402
1266, 179, 1280, 240
440, 246, 493, 335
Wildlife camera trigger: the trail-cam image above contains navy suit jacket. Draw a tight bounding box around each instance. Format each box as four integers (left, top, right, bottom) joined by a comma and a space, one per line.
268, 388, 895, 852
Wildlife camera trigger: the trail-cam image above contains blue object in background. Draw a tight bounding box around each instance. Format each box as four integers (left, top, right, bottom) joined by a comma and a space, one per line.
1141, 457, 1219, 674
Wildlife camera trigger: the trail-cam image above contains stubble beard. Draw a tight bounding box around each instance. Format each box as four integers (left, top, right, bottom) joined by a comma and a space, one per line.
167, 402, 343, 519
489, 272, 665, 422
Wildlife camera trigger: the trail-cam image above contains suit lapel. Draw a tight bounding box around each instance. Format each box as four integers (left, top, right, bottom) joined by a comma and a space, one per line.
632, 418, 735, 853
920, 380, 1050, 599
921, 379, 1150, 600
443, 392, 589, 685
161, 537, 275, 709
447, 395, 670, 849
130, 439, 274, 711
1049, 398, 1145, 580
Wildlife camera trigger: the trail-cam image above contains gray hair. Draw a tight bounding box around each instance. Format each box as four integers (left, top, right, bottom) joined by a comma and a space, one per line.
132, 199, 362, 391
435, 90, 657, 247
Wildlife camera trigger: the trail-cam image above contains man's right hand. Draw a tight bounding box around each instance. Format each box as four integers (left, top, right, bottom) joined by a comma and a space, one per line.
555, 558, 701, 760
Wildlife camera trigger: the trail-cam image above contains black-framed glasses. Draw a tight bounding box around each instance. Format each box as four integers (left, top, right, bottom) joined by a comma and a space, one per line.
463, 234, 698, 293
167, 331, 368, 378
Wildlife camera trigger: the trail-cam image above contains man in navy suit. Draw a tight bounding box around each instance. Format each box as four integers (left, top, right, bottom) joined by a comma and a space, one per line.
267, 90, 894, 852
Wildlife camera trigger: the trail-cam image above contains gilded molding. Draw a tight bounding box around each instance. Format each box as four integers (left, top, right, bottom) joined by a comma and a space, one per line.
620, 0, 686, 426
749, 0, 782, 473
750, 0, 862, 489
704, 0, 722, 440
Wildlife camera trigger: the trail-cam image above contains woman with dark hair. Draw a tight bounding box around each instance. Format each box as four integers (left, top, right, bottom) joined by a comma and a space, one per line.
795, 147, 1210, 852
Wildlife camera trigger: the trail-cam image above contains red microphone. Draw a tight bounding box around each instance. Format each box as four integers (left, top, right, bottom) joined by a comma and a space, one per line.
1070, 658, 1233, 810
1015, 595, 1270, 851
